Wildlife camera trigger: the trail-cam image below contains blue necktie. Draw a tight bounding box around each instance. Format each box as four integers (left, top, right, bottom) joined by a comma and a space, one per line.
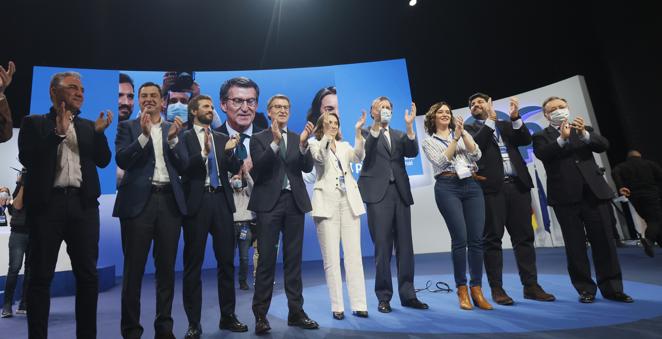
207, 128, 220, 188
236, 133, 249, 160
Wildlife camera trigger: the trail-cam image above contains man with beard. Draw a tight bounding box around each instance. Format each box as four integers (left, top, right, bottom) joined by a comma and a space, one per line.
465, 93, 555, 305
179, 95, 247, 338
119, 73, 135, 122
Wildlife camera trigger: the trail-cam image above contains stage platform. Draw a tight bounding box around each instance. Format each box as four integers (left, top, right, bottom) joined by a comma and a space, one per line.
0, 247, 660, 338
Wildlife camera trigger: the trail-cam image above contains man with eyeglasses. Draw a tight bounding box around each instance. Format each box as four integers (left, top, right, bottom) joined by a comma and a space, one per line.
249, 94, 317, 335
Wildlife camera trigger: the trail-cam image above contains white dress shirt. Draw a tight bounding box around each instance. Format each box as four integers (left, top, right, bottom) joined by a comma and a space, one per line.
193, 124, 220, 186
137, 119, 178, 184
54, 122, 83, 188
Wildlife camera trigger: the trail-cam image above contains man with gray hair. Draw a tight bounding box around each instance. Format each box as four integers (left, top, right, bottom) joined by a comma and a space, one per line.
18, 71, 113, 338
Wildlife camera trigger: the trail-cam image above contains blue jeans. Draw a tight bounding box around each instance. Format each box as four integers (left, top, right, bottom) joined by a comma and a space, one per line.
434, 176, 485, 287
234, 221, 253, 283
3, 231, 30, 309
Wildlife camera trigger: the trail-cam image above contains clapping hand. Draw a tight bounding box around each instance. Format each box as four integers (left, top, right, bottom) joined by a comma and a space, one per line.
487, 97, 497, 121
94, 110, 113, 132
300, 121, 315, 147
0, 61, 16, 94
55, 101, 73, 135
225, 134, 240, 151
405, 102, 416, 127
509, 97, 520, 119
355, 110, 367, 133
167, 116, 183, 140
560, 119, 571, 139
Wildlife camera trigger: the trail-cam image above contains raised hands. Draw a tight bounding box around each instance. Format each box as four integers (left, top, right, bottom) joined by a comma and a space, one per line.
571, 116, 585, 133
300, 121, 315, 146
509, 97, 520, 119
167, 116, 183, 140
0, 61, 15, 94
271, 120, 283, 145
140, 111, 152, 137
94, 110, 113, 133
55, 101, 73, 135
405, 102, 416, 127
487, 97, 497, 121
355, 110, 367, 133
560, 119, 572, 139
454, 116, 464, 139
203, 128, 212, 156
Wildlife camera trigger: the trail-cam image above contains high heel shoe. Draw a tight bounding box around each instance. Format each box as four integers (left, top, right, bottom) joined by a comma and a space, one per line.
470, 286, 493, 310
457, 285, 473, 310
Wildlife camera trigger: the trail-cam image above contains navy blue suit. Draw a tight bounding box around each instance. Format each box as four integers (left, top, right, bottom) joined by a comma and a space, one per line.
114, 117, 187, 338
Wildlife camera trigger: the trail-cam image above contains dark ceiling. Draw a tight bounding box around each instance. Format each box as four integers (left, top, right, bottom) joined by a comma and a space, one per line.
3, 0, 661, 164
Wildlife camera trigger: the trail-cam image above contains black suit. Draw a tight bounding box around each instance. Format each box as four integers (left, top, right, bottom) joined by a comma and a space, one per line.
248, 128, 314, 319
533, 125, 623, 296
114, 118, 187, 339
466, 119, 539, 289
357, 127, 418, 303
18, 108, 111, 339
180, 127, 241, 328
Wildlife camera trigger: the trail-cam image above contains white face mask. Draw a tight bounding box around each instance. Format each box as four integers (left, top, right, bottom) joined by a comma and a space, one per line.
0, 191, 9, 201
231, 178, 244, 189
548, 108, 570, 127
379, 108, 392, 124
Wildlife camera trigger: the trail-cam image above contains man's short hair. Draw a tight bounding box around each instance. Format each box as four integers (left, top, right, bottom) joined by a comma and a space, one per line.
468, 92, 490, 107
49, 71, 82, 91
219, 77, 260, 102
119, 72, 134, 90
138, 82, 162, 96
266, 94, 290, 109
188, 94, 213, 116
371, 96, 393, 110
541, 96, 568, 113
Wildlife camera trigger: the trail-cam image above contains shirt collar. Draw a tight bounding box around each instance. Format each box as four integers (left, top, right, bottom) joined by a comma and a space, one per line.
227, 123, 253, 136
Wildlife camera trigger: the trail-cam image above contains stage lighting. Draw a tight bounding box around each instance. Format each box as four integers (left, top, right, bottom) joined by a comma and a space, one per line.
409, 0, 417, 6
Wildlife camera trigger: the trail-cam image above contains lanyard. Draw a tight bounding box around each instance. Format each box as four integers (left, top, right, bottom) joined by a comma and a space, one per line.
433, 131, 455, 147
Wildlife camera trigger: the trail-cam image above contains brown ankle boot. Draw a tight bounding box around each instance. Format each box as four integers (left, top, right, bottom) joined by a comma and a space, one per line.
457, 285, 473, 310
470, 286, 493, 310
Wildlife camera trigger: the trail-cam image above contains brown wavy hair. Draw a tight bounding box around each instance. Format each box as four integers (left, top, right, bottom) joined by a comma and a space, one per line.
424, 101, 454, 136
314, 112, 341, 141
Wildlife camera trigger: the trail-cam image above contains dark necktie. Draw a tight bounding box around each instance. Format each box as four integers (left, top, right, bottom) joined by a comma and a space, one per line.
279, 130, 289, 189
236, 133, 249, 160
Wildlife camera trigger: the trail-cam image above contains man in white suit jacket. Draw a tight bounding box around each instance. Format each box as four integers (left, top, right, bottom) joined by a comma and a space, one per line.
308, 111, 369, 320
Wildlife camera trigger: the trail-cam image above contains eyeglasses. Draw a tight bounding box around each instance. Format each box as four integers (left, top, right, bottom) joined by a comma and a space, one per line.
226, 97, 258, 108
270, 104, 290, 111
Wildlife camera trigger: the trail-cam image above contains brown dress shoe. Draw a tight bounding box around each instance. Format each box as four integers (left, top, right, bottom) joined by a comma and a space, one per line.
470, 286, 494, 310
457, 285, 473, 310
491, 286, 514, 305
523, 284, 556, 302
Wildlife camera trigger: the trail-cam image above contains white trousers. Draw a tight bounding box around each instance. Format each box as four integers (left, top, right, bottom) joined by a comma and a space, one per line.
315, 189, 368, 312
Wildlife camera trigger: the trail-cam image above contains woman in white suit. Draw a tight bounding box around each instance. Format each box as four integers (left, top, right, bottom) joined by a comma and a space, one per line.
309, 111, 369, 320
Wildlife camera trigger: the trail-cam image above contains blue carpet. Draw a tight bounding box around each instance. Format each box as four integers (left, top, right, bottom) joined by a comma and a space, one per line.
269, 273, 662, 334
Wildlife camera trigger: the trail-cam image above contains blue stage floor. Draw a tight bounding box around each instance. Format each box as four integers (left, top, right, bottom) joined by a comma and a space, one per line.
1, 246, 661, 338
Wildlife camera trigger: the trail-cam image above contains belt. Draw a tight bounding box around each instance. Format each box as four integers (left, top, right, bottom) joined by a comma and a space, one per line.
151, 184, 172, 193
434, 172, 487, 181
503, 176, 517, 183
52, 186, 80, 195
204, 185, 223, 193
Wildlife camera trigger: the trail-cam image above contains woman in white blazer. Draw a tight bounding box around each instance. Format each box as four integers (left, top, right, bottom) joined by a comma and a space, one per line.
309, 111, 368, 320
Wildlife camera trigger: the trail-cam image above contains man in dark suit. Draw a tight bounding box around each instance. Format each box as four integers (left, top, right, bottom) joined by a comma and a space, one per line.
358, 96, 428, 313
532, 96, 631, 304
215, 77, 267, 176
113, 82, 187, 339
0, 61, 15, 143
465, 93, 555, 305
179, 95, 247, 338
249, 94, 317, 335
18, 71, 112, 338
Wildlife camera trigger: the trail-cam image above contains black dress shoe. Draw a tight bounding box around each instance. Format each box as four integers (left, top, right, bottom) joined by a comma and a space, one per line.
332, 311, 344, 320
352, 310, 369, 318
642, 238, 655, 258
239, 280, 250, 290
255, 317, 271, 335
491, 286, 514, 305
579, 291, 595, 303
183, 326, 202, 339
402, 298, 429, 310
604, 292, 634, 303
287, 311, 319, 329
220, 314, 248, 332
523, 284, 556, 302
378, 301, 392, 313
155, 332, 176, 339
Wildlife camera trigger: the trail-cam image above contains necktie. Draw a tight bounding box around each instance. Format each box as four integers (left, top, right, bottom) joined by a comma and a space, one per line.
279, 130, 289, 189
206, 128, 220, 188
236, 133, 249, 160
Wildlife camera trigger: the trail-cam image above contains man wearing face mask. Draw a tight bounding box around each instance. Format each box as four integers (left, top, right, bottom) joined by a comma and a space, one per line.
179, 95, 246, 338
358, 96, 428, 313
464, 93, 555, 306
532, 96, 631, 304
165, 90, 191, 123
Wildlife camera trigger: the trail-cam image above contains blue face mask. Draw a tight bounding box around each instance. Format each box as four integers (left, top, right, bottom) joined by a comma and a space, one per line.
166, 102, 188, 122
380, 108, 392, 124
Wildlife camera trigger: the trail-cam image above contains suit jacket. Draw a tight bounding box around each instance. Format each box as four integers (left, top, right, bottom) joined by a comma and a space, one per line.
113, 118, 187, 218
358, 127, 418, 205
247, 128, 314, 213
466, 120, 533, 193
532, 125, 614, 205
181, 128, 241, 216
17, 108, 111, 209
0, 97, 12, 142
309, 135, 366, 218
